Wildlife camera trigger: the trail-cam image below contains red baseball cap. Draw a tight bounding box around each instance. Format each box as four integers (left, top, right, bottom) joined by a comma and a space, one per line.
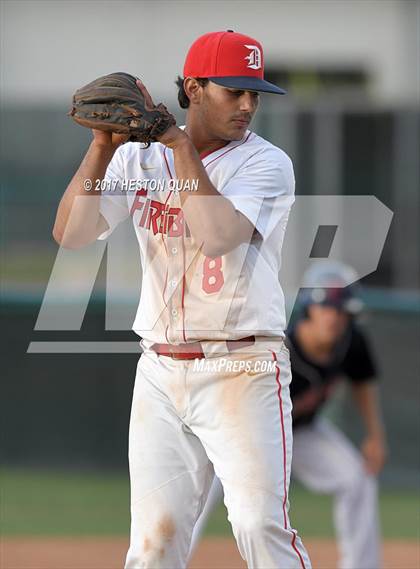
183, 30, 286, 95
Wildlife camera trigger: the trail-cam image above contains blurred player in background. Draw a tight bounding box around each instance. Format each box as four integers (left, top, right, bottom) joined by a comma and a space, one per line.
190, 261, 387, 569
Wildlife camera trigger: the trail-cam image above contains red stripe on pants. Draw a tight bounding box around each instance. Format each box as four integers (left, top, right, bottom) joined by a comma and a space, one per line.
270, 349, 307, 569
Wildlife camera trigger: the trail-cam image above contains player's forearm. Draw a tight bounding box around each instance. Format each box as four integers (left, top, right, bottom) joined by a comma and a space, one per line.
169, 132, 249, 256
53, 142, 114, 248
351, 383, 385, 439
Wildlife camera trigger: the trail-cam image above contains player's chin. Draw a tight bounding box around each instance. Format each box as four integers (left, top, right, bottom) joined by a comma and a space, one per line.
323, 330, 342, 344
227, 122, 250, 140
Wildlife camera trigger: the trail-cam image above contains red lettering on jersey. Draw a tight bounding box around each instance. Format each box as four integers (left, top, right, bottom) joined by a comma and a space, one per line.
132, 196, 191, 238
130, 188, 148, 216
139, 198, 150, 228
149, 200, 165, 235
167, 209, 184, 237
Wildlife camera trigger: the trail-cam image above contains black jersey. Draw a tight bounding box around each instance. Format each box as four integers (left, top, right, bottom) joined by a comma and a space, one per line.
286, 323, 377, 428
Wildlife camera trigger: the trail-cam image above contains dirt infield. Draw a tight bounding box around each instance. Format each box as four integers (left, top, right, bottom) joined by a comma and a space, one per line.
1, 537, 419, 568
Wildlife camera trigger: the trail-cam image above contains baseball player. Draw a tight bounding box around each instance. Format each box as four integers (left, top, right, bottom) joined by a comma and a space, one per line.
190, 261, 387, 569
53, 31, 311, 568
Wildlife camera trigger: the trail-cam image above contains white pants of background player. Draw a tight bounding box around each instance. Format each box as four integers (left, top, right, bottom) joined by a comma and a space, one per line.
190, 417, 381, 569
124, 340, 311, 569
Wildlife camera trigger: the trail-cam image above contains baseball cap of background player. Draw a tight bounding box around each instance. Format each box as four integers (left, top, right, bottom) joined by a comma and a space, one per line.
299, 260, 364, 315
183, 30, 286, 95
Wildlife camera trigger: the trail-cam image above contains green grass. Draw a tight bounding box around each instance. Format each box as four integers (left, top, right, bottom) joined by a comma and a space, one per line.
1, 468, 419, 539
290, 484, 420, 540
2, 251, 56, 282
0, 469, 129, 536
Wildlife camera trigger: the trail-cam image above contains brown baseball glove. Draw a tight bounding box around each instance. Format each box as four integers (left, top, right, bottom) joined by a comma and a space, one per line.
69, 72, 176, 144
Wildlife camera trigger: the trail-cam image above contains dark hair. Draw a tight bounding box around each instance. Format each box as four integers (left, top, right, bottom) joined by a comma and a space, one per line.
175, 76, 209, 109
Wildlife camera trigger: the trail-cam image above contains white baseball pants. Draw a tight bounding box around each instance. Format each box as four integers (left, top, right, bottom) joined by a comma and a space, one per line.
292, 418, 382, 569
124, 340, 311, 569
191, 418, 381, 569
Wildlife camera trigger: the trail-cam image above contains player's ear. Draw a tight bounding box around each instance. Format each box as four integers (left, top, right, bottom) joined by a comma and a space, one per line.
184, 77, 204, 104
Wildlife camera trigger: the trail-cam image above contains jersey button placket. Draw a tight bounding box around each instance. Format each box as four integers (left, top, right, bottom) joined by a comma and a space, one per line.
166, 233, 182, 344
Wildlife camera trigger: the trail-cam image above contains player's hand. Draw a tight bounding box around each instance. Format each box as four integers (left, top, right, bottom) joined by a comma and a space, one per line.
91, 128, 129, 152
361, 434, 387, 475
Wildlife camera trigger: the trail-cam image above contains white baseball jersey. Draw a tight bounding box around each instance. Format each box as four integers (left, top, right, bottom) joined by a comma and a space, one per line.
98, 129, 295, 344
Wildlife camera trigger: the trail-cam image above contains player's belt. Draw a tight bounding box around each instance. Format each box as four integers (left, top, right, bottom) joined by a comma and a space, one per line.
150, 336, 255, 360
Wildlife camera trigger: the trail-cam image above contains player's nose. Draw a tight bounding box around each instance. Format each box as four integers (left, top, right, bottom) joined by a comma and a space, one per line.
239, 92, 259, 113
